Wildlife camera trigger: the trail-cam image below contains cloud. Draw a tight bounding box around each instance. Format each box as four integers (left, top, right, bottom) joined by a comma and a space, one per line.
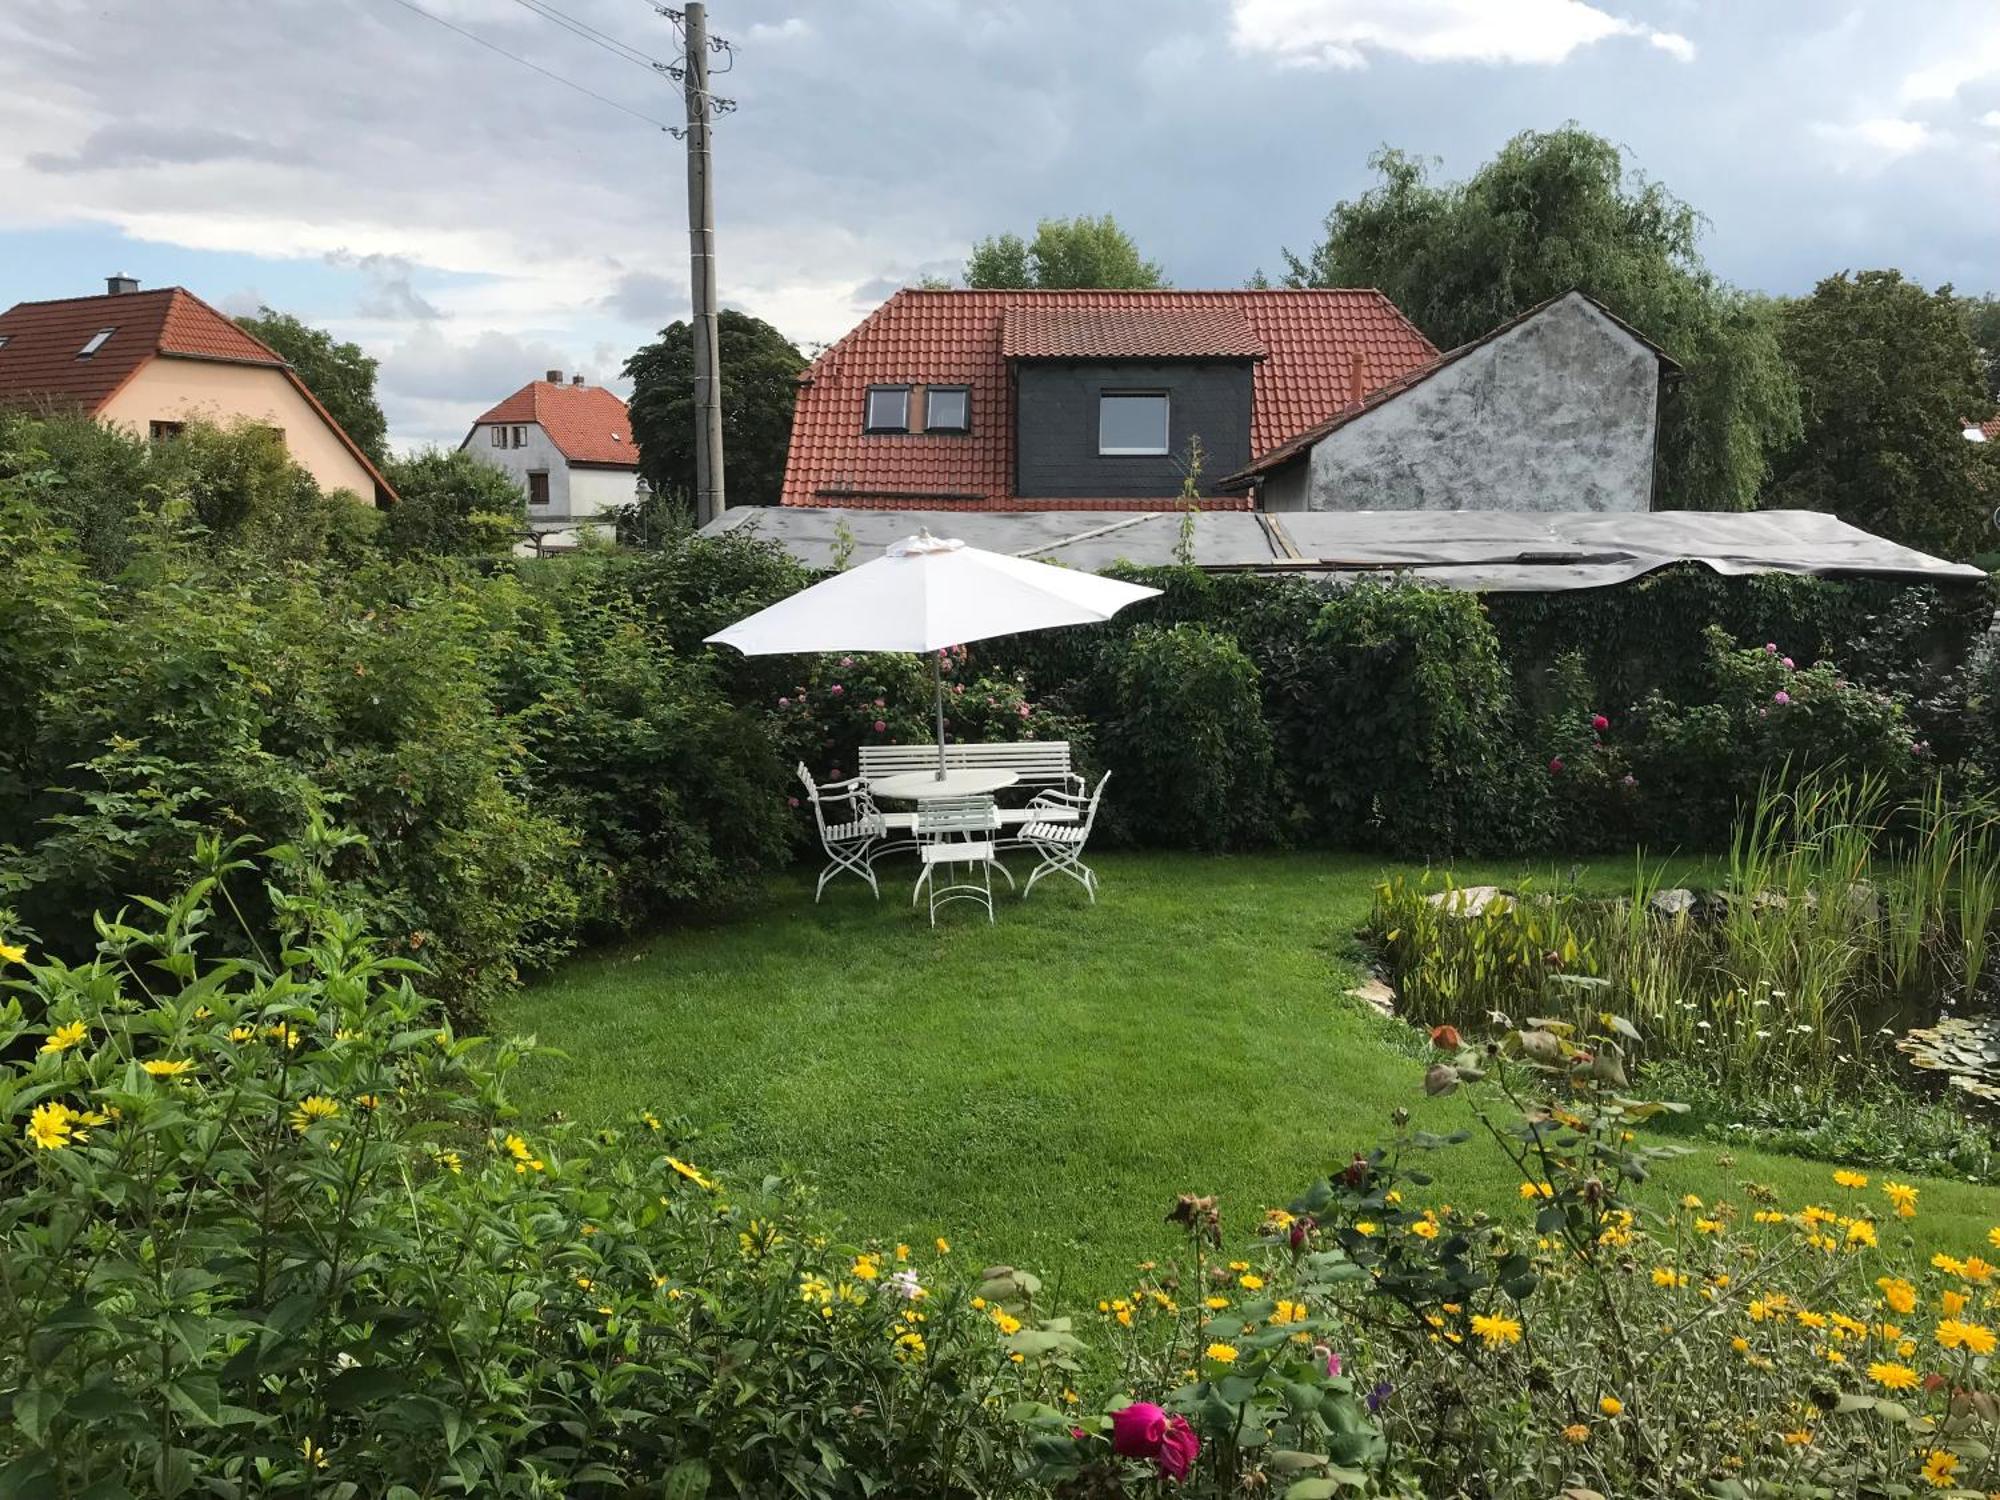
746, 17, 811, 44
601, 270, 683, 326
27, 124, 313, 174
325, 251, 443, 322
1814, 116, 1939, 160
1228, 0, 1694, 69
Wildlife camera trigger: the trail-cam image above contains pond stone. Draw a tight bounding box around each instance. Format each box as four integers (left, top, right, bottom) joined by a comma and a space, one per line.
1425, 885, 1510, 917
1649, 887, 1697, 918
1347, 977, 1397, 1017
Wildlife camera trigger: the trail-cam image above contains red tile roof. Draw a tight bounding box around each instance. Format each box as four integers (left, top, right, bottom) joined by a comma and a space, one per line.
1969, 416, 2000, 442
1223, 289, 1684, 487
780, 288, 1439, 508
0, 286, 395, 503
469, 380, 638, 468
0, 287, 281, 413
1001, 306, 1267, 361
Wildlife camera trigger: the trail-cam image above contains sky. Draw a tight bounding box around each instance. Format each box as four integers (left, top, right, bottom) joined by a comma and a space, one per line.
3, 0, 1997, 452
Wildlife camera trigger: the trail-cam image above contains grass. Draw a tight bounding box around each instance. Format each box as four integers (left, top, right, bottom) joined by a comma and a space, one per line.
499, 851, 2000, 1304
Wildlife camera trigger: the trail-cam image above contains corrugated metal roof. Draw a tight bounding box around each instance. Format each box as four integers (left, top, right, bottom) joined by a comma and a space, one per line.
703, 506, 1989, 591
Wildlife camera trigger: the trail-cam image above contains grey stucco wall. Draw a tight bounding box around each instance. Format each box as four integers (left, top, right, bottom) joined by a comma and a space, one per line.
1015, 360, 1252, 498
1302, 293, 1659, 513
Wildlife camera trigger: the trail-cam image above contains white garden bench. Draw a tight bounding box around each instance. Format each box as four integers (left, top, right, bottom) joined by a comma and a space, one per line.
858, 742, 1084, 836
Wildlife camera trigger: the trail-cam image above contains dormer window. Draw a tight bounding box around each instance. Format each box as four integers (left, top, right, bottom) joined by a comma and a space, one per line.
1099, 391, 1169, 455
926, 386, 970, 433
865, 385, 910, 434
77, 327, 116, 359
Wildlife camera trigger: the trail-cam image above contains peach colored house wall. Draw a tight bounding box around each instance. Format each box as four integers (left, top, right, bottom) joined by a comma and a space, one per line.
97, 356, 378, 500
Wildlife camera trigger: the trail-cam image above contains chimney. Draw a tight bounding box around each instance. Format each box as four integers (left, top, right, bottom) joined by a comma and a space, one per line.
105, 274, 139, 295
1347, 353, 1367, 408
571, 374, 585, 386
545, 368, 562, 383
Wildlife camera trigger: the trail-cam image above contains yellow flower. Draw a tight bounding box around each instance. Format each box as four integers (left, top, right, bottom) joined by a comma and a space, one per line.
1205, 1295, 1230, 1310
641, 1111, 662, 1132
1731, 1337, 1749, 1353
1228, 1260, 1250, 1272
1411, 1217, 1440, 1239
1933, 1253, 1968, 1277
1562, 1424, 1590, 1444
1273, 1299, 1307, 1325
1693, 1218, 1723, 1236
300, 1436, 327, 1470
666, 1157, 714, 1190
1681, 1194, 1703, 1209
1936, 1318, 1997, 1355
1870, 1361, 1920, 1391
1942, 1289, 1969, 1317
895, 1243, 910, 1262
27, 1101, 78, 1150
1598, 1396, 1623, 1417
1833, 1169, 1869, 1189
288, 1095, 339, 1133
1204, 1342, 1239, 1364
990, 1309, 1022, 1336
1988, 1226, 2000, 1252
851, 1255, 880, 1282
1652, 1267, 1687, 1288
1962, 1256, 1996, 1284
1921, 1449, 1958, 1488
1239, 1273, 1265, 1291
1782, 1428, 1813, 1446
141, 1058, 193, 1078
1795, 1311, 1827, 1331
1882, 1181, 1919, 1219
0, 941, 26, 966
437, 1149, 462, 1175
1845, 1220, 1878, 1249
1354, 1222, 1378, 1237
1520, 1181, 1554, 1200
1877, 1277, 1918, 1316
39, 1020, 88, 1057
1470, 1313, 1523, 1347
935, 1237, 951, 1255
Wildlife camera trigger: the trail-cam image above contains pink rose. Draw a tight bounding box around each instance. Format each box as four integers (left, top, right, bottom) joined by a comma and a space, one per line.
1590, 713, 1609, 732
1548, 756, 1564, 775
839, 656, 853, 667
830, 684, 844, 697
1773, 690, 1790, 706
1781, 657, 1795, 670
1111, 1402, 1168, 1458
1316, 1345, 1343, 1378
1764, 642, 1778, 655
1017, 703, 1030, 718
828, 768, 841, 780
787, 796, 800, 808
873, 719, 887, 733
1621, 773, 1638, 788
1156, 1416, 1200, 1482
874, 697, 885, 708
777, 697, 790, 708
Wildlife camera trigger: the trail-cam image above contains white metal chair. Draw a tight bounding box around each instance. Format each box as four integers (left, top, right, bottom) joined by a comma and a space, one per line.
1019, 772, 1110, 904
798, 763, 885, 902
912, 795, 1002, 925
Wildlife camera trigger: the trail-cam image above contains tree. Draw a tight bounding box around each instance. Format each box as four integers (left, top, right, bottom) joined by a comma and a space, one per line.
964, 214, 1166, 289
379, 448, 525, 556
1958, 294, 2000, 407
1767, 270, 1997, 558
1283, 126, 1800, 512
234, 307, 390, 465
623, 310, 806, 509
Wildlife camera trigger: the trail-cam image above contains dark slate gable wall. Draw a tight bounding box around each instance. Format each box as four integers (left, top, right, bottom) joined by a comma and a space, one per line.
1014, 360, 1253, 498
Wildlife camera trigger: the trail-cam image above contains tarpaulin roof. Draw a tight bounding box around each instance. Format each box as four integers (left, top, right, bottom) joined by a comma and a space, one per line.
701, 506, 1989, 592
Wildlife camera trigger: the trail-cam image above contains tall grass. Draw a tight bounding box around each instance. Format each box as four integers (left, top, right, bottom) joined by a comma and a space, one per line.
1370, 777, 2000, 1105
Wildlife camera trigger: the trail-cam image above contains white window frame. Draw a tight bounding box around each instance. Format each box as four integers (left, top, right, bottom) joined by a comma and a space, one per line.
511, 425, 528, 448
77, 327, 117, 359
490, 426, 506, 447
1098, 391, 1170, 456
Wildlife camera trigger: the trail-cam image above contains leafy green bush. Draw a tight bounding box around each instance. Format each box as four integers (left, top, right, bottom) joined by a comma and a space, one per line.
378, 447, 525, 557
1095, 623, 1272, 849
0, 851, 1043, 1497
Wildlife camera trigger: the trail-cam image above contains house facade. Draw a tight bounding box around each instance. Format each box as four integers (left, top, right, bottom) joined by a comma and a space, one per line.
0, 277, 393, 504
1234, 291, 1677, 513
777, 286, 1676, 517
462, 372, 641, 536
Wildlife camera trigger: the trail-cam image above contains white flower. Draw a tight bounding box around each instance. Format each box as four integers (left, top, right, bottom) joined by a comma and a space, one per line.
888, 1269, 923, 1300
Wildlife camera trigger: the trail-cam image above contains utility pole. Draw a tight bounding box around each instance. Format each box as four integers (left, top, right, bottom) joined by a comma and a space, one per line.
681, 2, 725, 526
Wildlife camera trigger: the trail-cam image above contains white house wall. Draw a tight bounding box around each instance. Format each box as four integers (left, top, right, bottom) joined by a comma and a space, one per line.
466, 423, 574, 515
1300, 294, 1659, 513
568, 465, 643, 519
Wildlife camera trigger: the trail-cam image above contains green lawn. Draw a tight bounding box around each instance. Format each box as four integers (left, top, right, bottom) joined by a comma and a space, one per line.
498, 851, 2000, 1303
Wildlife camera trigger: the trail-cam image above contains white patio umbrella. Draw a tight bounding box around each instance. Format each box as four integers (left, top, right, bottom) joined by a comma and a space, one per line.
705, 531, 1161, 779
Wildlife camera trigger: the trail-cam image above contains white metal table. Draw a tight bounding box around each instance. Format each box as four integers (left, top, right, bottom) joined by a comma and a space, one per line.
869, 769, 1021, 801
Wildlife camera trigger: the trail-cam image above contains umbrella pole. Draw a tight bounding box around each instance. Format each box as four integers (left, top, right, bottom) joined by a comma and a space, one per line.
933, 651, 947, 780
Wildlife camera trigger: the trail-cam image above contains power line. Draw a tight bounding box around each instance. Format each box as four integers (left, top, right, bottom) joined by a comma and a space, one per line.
505, 0, 671, 77
376, 0, 676, 131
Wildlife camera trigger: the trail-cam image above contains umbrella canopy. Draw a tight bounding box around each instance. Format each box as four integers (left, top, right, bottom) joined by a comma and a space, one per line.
704, 531, 1160, 656
705, 531, 1161, 778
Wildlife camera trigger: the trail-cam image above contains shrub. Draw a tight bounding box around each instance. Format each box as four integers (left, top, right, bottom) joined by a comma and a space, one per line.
1096, 623, 1272, 849
378, 447, 526, 557
1624, 627, 1921, 841
0, 852, 1040, 1497
1299, 580, 1523, 853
